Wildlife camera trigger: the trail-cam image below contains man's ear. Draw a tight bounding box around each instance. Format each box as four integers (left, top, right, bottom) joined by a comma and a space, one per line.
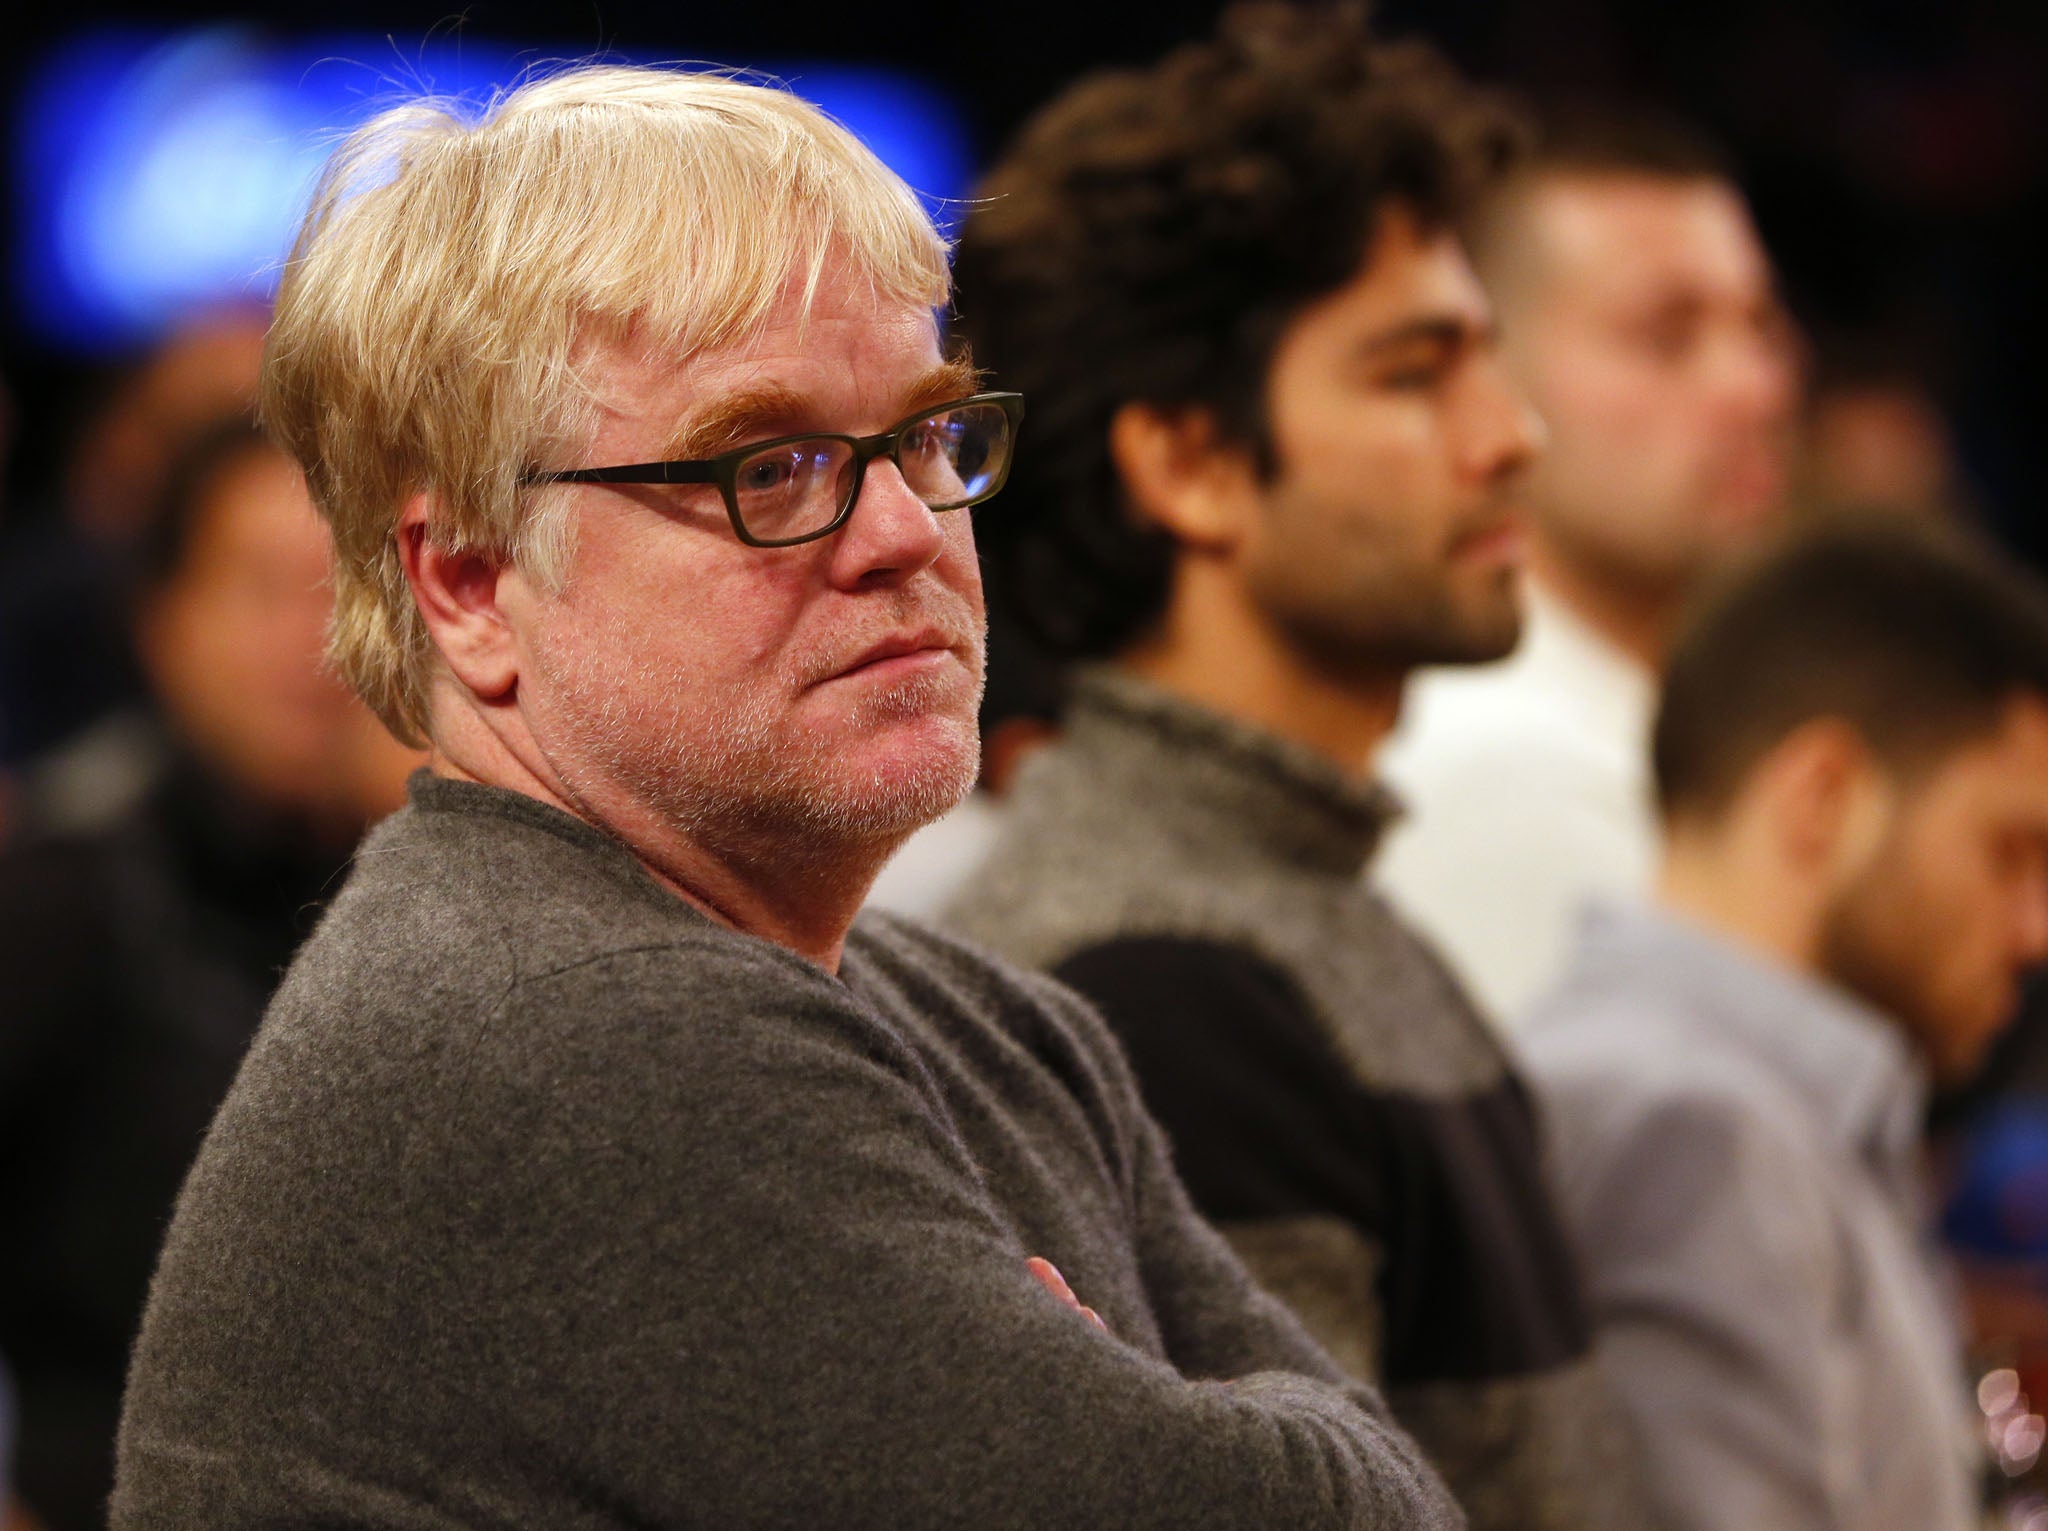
394, 493, 519, 704
1763, 717, 1893, 878
1106, 402, 1258, 554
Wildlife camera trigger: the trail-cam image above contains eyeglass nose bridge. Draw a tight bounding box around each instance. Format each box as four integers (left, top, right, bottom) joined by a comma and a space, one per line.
816, 419, 954, 539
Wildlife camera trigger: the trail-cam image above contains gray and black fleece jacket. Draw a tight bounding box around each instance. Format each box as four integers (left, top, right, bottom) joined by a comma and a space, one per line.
114, 773, 1460, 1531
943, 670, 1656, 1531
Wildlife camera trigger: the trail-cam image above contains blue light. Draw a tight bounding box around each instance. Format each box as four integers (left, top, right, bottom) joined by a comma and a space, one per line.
13, 29, 975, 352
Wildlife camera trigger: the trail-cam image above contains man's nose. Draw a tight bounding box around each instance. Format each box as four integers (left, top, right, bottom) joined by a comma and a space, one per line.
824, 457, 949, 589
1461, 359, 1547, 483
1714, 322, 1801, 429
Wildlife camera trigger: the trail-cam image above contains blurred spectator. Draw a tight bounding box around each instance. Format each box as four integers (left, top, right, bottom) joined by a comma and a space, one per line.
64, 309, 271, 548
0, 310, 270, 776
1377, 108, 1803, 1024
943, 9, 1651, 1528
0, 417, 417, 1529
1521, 519, 2048, 1531
1799, 360, 1972, 525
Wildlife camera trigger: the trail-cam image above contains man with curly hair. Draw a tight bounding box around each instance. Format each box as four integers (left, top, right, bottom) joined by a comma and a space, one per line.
944, 7, 1652, 1527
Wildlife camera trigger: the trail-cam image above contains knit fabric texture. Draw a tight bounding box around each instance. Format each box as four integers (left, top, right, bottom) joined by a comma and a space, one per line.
113, 772, 1462, 1530
942, 670, 1656, 1531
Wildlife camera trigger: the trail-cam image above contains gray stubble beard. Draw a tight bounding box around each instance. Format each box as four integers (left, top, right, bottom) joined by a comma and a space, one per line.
534, 613, 988, 878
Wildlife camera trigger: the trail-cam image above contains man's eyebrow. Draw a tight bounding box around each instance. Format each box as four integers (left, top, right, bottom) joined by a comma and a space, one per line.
896, 357, 985, 418
659, 357, 985, 462
1354, 315, 1495, 358
663, 384, 814, 461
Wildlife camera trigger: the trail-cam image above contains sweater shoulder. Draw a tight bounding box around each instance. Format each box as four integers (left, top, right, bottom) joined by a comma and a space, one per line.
238, 793, 880, 1150
849, 909, 1152, 1151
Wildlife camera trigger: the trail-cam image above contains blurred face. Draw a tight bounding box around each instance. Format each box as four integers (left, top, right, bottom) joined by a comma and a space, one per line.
511, 269, 986, 864
1500, 173, 1799, 598
1820, 696, 2048, 1085
1236, 206, 1544, 677
140, 446, 363, 810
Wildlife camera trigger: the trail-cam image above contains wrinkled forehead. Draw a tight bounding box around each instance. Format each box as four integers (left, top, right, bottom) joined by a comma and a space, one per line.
568, 281, 958, 457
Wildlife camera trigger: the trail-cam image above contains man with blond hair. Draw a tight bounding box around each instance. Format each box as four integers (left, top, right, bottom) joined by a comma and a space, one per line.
111, 68, 1461, 1530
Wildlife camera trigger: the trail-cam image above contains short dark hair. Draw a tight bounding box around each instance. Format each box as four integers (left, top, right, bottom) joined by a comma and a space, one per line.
1515, 100, 1732, 183
954, 1, 1523, 659
1466, 102, 1735, 290
1653, 518, 2048, 821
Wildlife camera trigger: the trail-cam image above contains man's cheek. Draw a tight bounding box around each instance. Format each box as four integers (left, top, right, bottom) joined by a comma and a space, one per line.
938, 531, 984, 599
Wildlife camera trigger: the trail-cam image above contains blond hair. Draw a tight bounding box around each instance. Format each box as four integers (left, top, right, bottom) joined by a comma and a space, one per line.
262, 66, 952, 744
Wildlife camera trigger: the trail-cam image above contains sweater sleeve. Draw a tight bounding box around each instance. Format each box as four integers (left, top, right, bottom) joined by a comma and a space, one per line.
1049, 936, 1400, 1382
115, 936, 1463, 1531
1044, 934, 1598, 1398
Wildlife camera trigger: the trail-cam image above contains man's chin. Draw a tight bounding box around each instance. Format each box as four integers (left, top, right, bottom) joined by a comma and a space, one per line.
1422, 583, 1524, 667
793, 710, 982, 845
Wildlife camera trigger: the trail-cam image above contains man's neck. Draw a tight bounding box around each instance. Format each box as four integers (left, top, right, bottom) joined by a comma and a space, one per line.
427, 710, 880, 973
1527, 540, 1679, 675
1658, 835, 1823, 978
627, 828, 882, 974
1117, 568, 1403, 775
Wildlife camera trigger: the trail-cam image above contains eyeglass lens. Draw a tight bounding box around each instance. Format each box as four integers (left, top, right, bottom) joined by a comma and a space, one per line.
731, 399, 1013, 542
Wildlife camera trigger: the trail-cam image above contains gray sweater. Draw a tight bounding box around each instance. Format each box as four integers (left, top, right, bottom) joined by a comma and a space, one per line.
114, 774, 1460, 1530
943, 673, 1655, 1531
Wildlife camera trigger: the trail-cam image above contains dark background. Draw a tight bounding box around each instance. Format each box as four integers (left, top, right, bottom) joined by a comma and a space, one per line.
2, 0, 2043, 560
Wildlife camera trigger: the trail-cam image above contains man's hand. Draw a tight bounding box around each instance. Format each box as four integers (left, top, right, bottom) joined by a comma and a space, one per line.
1026, 1257, 1108, 1332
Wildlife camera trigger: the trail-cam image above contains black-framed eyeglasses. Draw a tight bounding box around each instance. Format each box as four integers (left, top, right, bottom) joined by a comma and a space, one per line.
524, 391, 1024, 548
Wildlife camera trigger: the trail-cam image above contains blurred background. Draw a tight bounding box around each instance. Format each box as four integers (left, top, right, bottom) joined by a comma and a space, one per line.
0, 0, 2041, 572
0, 1, 2044, 1526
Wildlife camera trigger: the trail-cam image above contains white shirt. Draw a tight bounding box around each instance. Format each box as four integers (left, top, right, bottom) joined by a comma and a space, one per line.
1376, 582, 1658, 1028
863, 788, 1009, 917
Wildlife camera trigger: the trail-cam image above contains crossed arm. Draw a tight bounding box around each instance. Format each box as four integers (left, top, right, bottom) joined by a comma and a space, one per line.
115, 938, 1462, 1530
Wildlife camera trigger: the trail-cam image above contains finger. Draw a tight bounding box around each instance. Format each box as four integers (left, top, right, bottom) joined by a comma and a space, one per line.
1024, 1255, 1081, 1310
1079, 1304, 1107, 1332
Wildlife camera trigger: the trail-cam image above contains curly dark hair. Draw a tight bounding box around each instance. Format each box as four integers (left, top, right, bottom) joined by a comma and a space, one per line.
954, 2, 1524, 659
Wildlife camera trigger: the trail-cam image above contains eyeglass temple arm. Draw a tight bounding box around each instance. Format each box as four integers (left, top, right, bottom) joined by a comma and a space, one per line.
526, 461, 724, 486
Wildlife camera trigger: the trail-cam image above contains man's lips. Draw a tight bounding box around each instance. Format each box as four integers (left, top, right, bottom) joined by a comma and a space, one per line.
1450, 509, 1527, 562
818, 627, 964, 686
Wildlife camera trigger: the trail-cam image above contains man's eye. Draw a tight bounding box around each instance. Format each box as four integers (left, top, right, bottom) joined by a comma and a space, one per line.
1645, 330, 1692, 361
902, 419, 960, 458
739, 456, 795, 492
1372, 343, 1457, 391
1626, 314, 1702, 363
